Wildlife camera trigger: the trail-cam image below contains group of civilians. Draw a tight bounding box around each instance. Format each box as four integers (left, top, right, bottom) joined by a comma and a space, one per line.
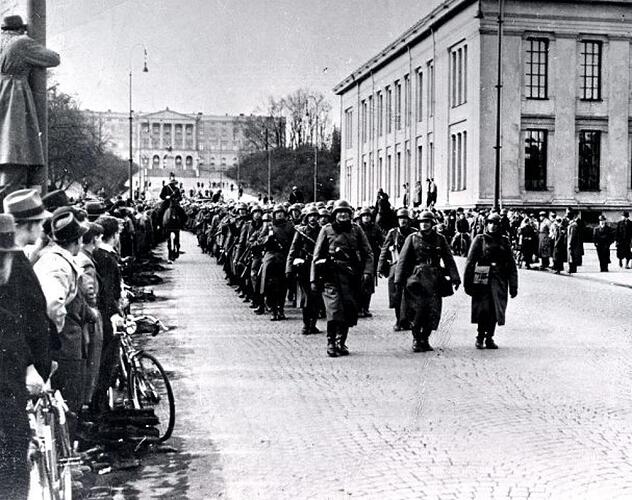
0, 188, 157, 499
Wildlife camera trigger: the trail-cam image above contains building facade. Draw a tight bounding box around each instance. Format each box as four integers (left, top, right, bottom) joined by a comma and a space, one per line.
84, 108, 283, 195
334, 0, 632, 216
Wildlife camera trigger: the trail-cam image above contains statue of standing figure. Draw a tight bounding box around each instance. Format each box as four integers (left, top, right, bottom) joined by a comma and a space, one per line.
0, 15, 60, 208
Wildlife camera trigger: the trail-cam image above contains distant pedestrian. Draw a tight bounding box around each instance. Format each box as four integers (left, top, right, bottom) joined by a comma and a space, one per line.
593, 215, 614, 272
426, 178, 437, 207
615, 210, 632, 268
567, 210, 582, 274
552, 218, 567, 274
537, 211, 552, 270
413, 180, 422, 207
289, 185, 304, 204
464, 213, 518, 350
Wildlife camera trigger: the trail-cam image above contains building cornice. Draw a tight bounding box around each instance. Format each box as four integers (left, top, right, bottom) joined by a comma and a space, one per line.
333, 0, 478, 95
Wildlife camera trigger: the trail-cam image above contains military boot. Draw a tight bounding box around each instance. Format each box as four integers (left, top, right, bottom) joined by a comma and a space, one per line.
420, 331, 434, 352
277, 308, 287, 320
310, 319, 321, 334
270, 307, 279, 321
336, 328, 349, 356
485, 336, 498, 349
253, 304, 265, 315
475, 334, 485, 350
411, 329, 423, 353
326, 323, 338, 357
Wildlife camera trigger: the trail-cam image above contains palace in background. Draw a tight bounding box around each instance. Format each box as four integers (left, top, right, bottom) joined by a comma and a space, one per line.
335, 0, 632, 219
83, 108, 284, 196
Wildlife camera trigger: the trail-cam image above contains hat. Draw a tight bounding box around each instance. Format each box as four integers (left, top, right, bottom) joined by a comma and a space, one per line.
598, 215, 607, 221
42, 189, 70, 211
50, 208, 88, 243
396, 207, 410, 219
0, 214, 18, 252
85, 201, 107, 221
538, 211, 547, 216
1, 15, 26, 31
623, 210, 630, 218
3, 189, 52, 222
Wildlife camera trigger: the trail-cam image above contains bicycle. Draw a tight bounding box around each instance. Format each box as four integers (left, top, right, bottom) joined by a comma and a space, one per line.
109, 315, 175, 442
27, 373, 79, 500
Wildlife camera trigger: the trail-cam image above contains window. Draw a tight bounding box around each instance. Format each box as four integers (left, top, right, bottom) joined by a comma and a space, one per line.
378, 154, 383, 190
451, 45, 468, 106
394, 81, 402, 130
580, 41, 602, 101
361, 156, 367, 201
386, 87, 393, 134
152, 154, 160, 168
175, 124, 183, 146
404, 75, 411, 127
368, 95, 374, 141
377, 92, 384, 137
525, 129, 547, 191
525, 38, 548, 99
416, 145, 423, 181
396, 151, 402, 196
578, 130, 600, 191
427, 61, 435, 117
369, 153, 374, 199
344, 108, 353, 149
361, 100, 367, 144
428, 141, 434, 178
416, 69, 423, 122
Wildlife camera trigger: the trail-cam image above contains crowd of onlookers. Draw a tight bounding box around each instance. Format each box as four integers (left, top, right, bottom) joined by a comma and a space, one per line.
0, 187, 161, 499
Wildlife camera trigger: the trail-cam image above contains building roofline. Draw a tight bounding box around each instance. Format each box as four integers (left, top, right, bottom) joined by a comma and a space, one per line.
333, 0, 632, 96
333, 0, 476, 95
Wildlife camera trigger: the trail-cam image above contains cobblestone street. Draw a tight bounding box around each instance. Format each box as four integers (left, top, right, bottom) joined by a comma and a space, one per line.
120, 232, 632, 500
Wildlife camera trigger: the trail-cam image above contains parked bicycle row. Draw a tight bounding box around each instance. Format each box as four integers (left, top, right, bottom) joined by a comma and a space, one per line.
0, 188, 174, 500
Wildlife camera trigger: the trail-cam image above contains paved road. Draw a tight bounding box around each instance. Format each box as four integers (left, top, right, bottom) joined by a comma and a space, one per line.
115, 231, 632, 500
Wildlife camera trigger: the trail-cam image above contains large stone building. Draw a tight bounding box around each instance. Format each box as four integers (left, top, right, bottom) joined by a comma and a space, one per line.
84, 108, 283, 195
334, 0, 632, 217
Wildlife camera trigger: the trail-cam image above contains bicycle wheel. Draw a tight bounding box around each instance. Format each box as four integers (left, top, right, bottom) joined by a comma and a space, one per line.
128, 352, 175, 441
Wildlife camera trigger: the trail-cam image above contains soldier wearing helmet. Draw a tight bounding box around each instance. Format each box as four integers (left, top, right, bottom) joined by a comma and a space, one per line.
464, 211, 518, 350
318, 208, 330, 226
233, 204, 264, 307
394, 210, 461, 352
256, 203, 295, 320
358, 206, 383, 317
378, 206, 417, 331
311, 200, 374, 357
286, 205, 323, 334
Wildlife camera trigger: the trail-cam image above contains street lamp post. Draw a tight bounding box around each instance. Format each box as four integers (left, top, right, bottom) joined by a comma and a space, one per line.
129, 45, 148, 200
314, 115, 318, 202
493, 0, 504, 210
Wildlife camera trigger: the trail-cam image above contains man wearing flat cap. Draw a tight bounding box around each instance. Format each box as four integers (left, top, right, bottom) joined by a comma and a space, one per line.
0, 15, 60, 205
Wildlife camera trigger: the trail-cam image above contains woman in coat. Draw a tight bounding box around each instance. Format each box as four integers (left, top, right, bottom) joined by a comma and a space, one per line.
395, 210, 460, 353
0, 15, 60, 203
464, 213, 518, 349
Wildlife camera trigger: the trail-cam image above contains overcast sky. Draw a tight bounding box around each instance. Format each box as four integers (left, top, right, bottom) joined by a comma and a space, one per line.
44, 0, 443, 118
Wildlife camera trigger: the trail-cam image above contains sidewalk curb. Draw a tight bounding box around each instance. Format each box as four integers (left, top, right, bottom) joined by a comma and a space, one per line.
570, 273, 632, 290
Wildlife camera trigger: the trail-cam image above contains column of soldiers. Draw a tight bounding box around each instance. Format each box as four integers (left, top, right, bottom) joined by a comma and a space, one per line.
190, 200, 507, 357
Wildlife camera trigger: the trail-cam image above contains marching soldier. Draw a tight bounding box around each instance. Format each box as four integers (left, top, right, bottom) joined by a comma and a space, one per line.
286, 205, 322, 334
258, 204, 295, 320
378, 207, 416, 331
250, 211, 270, 315
358, 206, 383, 317
464, 213, 518, 349
311, 200, 373, 357
395, 210, 460, 352
235, 204, 263, 304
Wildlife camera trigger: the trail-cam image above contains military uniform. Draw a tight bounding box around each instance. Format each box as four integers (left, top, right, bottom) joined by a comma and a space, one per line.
359, 212, 384, 317
311, 201, 373, 357
286, 214, 322, 333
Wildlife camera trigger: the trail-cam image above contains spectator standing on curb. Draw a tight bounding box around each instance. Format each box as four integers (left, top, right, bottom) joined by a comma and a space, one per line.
593, 215, 614, 272
0, 212, 53, 500
0, 15, 60, 205
464, 213, 518, 350
33, 208, 89, 417
413, 180, 422, 207
567, 210, 583, 274
92, 215, 122, 412
537, 211, 552, 271
615, 210, 632, 269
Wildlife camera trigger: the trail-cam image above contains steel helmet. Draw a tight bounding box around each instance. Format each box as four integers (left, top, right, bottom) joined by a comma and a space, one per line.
359, 206, 372, 217
289, 203, 301, 212
250, 204, 263, 214
272, 204, 287, 215
396, 207, 410, 219
304, 206, 319, 217
318, 208, 330, 218
332, 199, 353, 215
418, 210, 435, 223
236, 202, 248, 212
